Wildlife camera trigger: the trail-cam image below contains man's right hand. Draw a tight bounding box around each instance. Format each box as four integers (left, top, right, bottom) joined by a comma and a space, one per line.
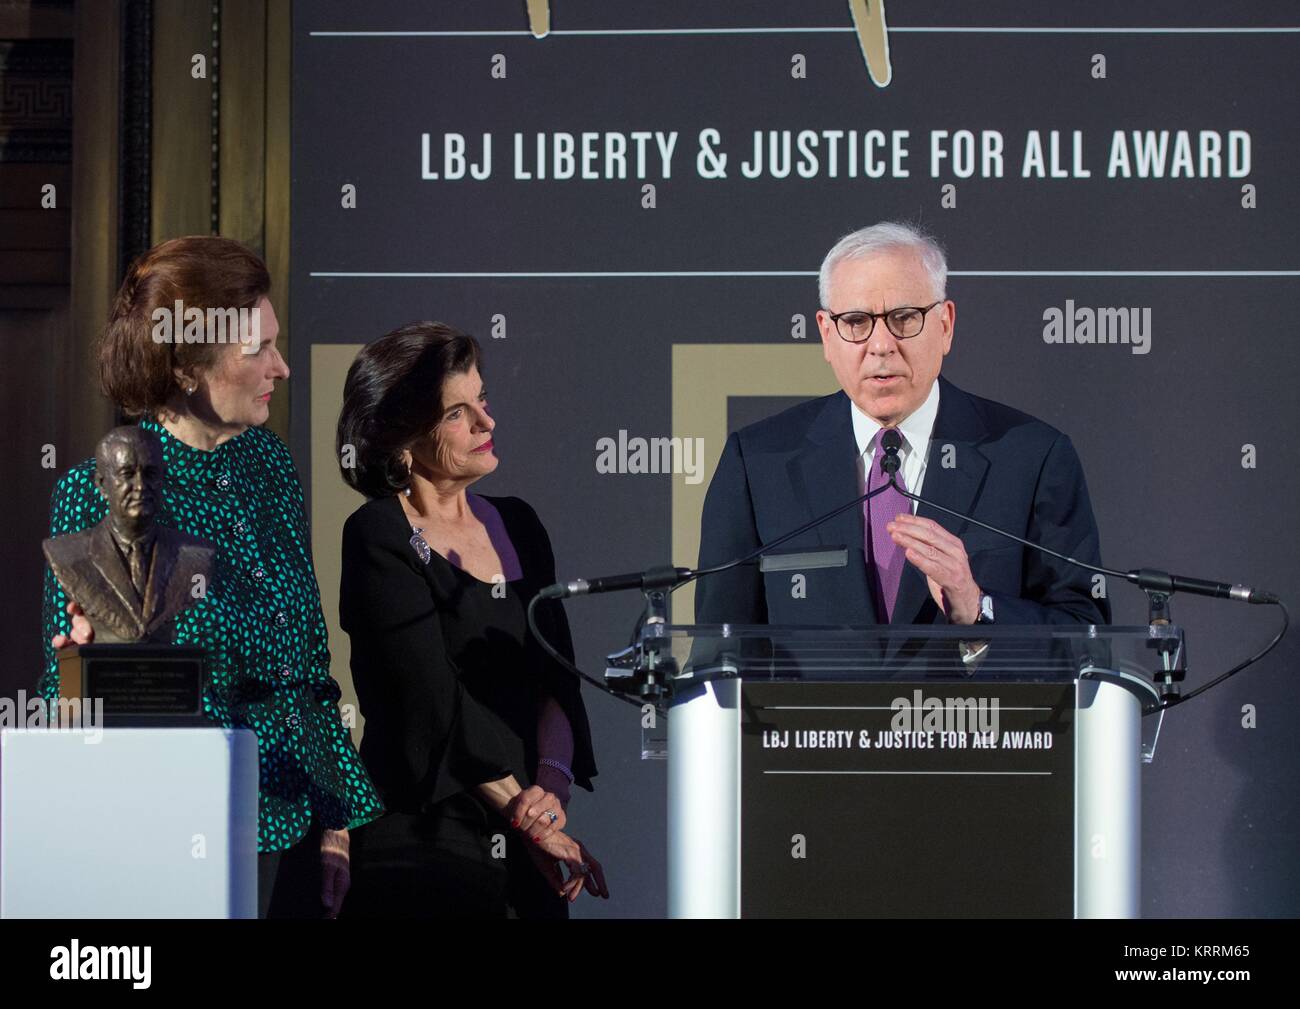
50, 600, 94, 649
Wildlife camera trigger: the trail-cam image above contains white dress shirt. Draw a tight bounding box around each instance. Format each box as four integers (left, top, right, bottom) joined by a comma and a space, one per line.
851, 379, 942, 510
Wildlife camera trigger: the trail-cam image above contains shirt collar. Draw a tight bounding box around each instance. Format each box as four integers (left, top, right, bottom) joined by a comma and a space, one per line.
849, 379, 942, 460
109, 521, 156, 558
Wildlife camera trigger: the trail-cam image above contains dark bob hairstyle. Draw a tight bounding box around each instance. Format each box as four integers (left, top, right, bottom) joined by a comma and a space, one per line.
336, 321, 484, 499
99, 236, 271, 416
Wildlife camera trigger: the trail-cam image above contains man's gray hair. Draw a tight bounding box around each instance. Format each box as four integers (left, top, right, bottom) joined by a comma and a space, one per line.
818, 221, 948, 308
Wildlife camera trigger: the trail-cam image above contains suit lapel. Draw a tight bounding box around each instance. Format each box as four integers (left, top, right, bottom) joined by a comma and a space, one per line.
891, 377, 991, 625
142, 533, 177, 632
88, 523, 146, 637
788, 393, 875, 623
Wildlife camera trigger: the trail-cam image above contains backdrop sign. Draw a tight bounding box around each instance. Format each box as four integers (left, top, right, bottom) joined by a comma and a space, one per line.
292, 0, 1300, 917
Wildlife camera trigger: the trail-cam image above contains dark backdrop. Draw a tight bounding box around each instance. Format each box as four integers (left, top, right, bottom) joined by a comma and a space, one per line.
290, 0, 1300, 917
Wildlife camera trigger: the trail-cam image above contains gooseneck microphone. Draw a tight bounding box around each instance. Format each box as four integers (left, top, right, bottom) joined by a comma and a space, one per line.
538, 565, 689, 601
877, 432, 1277, 606
537, 460, 903, 600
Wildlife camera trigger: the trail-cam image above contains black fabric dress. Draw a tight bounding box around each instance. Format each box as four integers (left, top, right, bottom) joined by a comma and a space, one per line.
337, 493, 596, 918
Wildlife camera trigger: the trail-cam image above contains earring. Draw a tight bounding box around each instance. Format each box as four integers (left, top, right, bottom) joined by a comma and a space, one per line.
185, 383, 196, 395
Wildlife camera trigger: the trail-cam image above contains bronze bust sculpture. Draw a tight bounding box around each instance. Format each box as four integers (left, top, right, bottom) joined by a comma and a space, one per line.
43, 426, 215, 643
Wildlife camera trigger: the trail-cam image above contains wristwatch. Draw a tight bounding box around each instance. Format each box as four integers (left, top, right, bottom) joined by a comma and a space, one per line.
975, 591, 995, 625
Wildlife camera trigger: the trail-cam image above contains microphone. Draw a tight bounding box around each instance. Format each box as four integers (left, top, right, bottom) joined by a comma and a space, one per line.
538, 565, 689, 600
539, 548, 850, 601
887, 473, 1278, 606
1128, 568, 1277, 606
539, 426, 902, 603
880, 427, 903, 475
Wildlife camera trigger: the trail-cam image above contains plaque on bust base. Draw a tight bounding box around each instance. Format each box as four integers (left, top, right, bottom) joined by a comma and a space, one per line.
57, 643, 208, 727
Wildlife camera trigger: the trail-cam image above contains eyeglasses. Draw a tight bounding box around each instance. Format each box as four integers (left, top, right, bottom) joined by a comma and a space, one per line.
827, 300, 944, 343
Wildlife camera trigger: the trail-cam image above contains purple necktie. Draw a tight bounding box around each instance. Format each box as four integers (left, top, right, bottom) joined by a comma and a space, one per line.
865, 428, 910, 622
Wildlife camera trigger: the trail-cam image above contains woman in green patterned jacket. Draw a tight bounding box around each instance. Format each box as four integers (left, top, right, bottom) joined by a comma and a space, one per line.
41, 236, 383, 918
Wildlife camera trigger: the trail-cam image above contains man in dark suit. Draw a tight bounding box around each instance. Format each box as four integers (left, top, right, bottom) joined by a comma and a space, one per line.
695, 222, 1109, 628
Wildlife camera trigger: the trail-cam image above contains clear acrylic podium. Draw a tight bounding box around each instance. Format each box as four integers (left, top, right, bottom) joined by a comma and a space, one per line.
639, 624, 1173, 919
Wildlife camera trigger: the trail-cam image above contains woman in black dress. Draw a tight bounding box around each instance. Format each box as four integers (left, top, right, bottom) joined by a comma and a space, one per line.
335, 321, 607, 917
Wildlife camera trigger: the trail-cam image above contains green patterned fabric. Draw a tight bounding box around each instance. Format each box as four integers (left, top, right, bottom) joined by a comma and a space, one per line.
40, 417, 384, 852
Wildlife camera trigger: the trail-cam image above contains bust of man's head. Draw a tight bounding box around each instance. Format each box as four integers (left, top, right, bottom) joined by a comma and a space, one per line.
44, 425, 215, 643
94, 427, 164, 538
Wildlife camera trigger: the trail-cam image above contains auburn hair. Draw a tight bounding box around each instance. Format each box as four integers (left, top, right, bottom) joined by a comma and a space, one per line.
98, 236, 271, 416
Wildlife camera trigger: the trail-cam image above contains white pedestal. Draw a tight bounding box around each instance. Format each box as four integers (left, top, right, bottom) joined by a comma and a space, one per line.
1, 728, 259, 918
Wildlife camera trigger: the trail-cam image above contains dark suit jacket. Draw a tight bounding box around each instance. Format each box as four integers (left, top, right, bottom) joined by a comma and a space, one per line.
694, 376, 1110, 627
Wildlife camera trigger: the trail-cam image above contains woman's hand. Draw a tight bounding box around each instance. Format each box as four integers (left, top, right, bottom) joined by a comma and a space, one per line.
50, 600, 94, 650
527, 831, 610, 902
320, 828, 350, 918
505, 784, 566, 843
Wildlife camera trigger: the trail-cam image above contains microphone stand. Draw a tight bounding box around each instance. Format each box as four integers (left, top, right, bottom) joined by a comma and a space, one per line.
610, 551, 849, 702
1142, 584, 1185, 704
634, 583, 676, 703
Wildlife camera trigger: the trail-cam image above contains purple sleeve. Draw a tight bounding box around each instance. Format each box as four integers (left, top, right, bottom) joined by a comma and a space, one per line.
534, 695, 575, 807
